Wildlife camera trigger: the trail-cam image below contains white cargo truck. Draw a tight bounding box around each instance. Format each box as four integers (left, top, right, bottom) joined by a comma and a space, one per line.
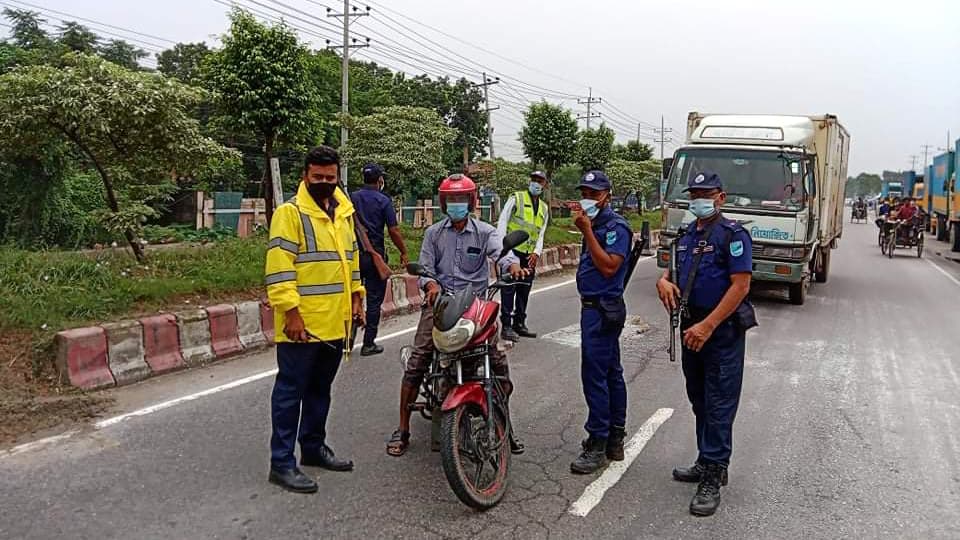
658, 113, 850, 305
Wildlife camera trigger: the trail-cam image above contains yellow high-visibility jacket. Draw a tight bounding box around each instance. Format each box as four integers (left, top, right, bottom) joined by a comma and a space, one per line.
265, 182, 365, 343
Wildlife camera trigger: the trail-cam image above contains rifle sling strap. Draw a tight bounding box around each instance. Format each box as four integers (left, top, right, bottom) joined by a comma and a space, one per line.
680, 221, 722, 307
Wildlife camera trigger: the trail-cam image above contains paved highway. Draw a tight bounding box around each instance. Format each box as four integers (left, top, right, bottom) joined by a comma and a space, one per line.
3, 218, 960, 539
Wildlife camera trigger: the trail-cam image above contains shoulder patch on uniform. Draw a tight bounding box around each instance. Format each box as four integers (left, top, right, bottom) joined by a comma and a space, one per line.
730, 240, 744, 257
605, 230, 617, 245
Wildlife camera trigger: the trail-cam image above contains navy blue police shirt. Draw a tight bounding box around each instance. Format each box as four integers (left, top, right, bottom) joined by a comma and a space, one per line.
349, 184, 398, 257
676, 215, 752, 310
576, 207, 633, 298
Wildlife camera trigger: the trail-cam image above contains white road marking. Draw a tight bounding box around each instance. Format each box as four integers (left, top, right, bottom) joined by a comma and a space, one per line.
568, 407, 675, 517
2, 430, 80, 458
5, 264, 664, 456
95, 369, 280, 429
924, 257, 960, 288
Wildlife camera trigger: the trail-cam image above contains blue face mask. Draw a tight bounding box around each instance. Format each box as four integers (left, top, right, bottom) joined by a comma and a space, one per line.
446, 202, 469, 221
528, 181, 544, 197
579, 199, 602, 220
689, 198, 718, 219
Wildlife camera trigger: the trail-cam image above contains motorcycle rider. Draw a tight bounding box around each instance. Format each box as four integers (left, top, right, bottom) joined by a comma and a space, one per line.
387, 174, 527, 457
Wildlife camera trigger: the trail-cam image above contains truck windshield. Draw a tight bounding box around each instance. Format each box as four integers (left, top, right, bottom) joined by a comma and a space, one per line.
666, 148, 809, 211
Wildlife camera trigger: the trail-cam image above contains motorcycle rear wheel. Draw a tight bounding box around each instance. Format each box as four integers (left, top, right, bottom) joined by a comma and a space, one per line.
440, 402, 510, 510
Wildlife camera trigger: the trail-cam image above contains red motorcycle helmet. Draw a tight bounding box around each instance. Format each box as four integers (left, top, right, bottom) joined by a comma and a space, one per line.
438, 173, 478, 213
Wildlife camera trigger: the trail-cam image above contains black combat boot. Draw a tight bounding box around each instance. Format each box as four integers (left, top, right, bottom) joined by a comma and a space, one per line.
570, 436, 608, 474
673, 460, 728, 485
689, 463, 725, 517
606, 426, 626, 461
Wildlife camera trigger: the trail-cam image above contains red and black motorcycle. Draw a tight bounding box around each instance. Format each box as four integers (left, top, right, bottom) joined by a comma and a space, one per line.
401, 230, 528, 510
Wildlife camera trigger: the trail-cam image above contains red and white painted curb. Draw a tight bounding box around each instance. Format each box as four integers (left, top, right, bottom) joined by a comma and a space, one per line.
55, 244, 584, 389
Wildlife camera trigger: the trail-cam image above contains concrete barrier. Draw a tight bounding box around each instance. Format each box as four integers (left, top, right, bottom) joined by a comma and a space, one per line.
236, 301, 267, 350
101, 320, 151, 385
55, 327, 115, 390
403, 276, 423, 310
260, 301, 275, 343
380, 279, 398, 319
140, 314, 184, 374
177, 309, 215, 366
206, 304, 244, 358
390, 276, 411, 314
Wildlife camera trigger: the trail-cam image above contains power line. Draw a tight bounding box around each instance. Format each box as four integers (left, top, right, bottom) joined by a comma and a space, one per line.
2, 0, 176, 45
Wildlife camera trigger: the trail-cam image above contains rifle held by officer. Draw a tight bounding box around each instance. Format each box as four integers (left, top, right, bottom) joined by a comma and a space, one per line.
667, 228, 684, 363
354, 217, 392, 280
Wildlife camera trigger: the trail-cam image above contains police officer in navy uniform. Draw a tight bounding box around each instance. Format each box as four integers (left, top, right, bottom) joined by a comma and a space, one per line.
570, 170, 634, 474
656, 170, 754, 516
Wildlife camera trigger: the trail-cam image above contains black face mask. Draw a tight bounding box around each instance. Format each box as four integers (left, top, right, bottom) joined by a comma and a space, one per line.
307, 182, 336, 202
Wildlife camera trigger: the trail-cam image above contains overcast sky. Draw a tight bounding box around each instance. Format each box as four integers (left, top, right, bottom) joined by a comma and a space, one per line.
6, 0, 960, 175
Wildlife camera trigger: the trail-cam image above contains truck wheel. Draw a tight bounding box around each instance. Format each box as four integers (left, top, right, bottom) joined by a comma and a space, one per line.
788, 280, 807, 305
813, 248, 830, 283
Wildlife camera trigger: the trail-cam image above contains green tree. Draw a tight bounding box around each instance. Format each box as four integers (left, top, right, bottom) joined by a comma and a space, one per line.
204, 9, 320, 221
574, 124, 615, 172
342, 106, 456, 198
2, 8, 50, 50
156, 42, 210, 84
98, 39, 147, 70
612, 140, 654, 162
58, 22, 99, 54
845, 172, 882, 198
471, 158, 534, 198
0, 53, 235, 261
519, 101, 577, 177
606, 158, 661, 204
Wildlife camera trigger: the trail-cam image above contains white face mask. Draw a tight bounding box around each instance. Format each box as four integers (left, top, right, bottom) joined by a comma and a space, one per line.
689, 198, 717, 218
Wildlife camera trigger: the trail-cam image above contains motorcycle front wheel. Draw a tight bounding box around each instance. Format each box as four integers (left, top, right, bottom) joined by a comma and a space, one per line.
440, 402, 510, 510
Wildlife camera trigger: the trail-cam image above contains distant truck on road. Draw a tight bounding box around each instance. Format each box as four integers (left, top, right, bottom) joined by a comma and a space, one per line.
881, 180, 904, 199
928, 144, 959, 246
658, 112, 850, 305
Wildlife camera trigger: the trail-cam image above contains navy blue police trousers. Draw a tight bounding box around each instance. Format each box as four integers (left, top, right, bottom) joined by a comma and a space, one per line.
580, 306, 627, 439
680, 318, 745, 467
360, 254, 387, 346
270, 341, 343, 470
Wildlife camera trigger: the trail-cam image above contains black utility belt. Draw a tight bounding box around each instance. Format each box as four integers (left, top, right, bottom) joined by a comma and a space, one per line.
580, 296, 622, 309
580, 296, 626, 330
682, 302, 758, 332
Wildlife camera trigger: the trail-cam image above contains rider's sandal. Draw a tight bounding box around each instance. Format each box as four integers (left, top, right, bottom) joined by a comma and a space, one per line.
509, 434, 525, 455
386, 430, 410, 457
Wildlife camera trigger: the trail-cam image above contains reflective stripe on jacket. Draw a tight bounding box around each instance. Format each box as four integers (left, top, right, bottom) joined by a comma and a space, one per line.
265, 182, 364, 343
506, 190, 546, 253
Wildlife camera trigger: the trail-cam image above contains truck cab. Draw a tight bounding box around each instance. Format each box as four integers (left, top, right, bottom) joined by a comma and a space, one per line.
658, 113, 849, 306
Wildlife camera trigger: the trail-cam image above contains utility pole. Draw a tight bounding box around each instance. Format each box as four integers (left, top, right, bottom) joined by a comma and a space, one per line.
327, 1, 370, 185
577, 87, 601, 128
921, 144, 934, 170
909, 155, 919, 172
472, 72, 499, 165
653, 115, 673, 161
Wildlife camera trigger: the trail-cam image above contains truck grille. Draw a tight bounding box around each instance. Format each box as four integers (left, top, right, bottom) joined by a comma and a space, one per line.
752, 245, 764, 256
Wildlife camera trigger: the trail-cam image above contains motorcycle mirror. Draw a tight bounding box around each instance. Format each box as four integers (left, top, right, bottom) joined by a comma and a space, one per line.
406, 262, 424, 276
500, 231, 529, 258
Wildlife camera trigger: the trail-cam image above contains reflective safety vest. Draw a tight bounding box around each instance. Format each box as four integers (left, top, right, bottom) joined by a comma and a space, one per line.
264, 182, 365, 343
506, 190, 546, 254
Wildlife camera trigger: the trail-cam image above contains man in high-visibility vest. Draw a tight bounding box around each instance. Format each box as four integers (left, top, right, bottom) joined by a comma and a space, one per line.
264, 145, 365, 494
496, 170, 550, 341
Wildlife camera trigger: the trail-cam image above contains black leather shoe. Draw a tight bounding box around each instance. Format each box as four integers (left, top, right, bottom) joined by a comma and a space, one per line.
301, 444, 354, 472
606, 426, 626, 461
360, 344, 384, 356
268, 467, 318, 493
673, 461, 728, 485
513, 324, 537, 338
690, 463, 725, 517
571, 437, 608, 474
501, 327, 520, 342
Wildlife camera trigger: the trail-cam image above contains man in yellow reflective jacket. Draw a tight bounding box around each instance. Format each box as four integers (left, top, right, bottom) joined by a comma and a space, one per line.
264, 146, 365, 494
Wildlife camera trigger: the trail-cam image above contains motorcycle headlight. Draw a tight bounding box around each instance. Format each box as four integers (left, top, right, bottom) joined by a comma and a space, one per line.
432, 318, 476, 353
